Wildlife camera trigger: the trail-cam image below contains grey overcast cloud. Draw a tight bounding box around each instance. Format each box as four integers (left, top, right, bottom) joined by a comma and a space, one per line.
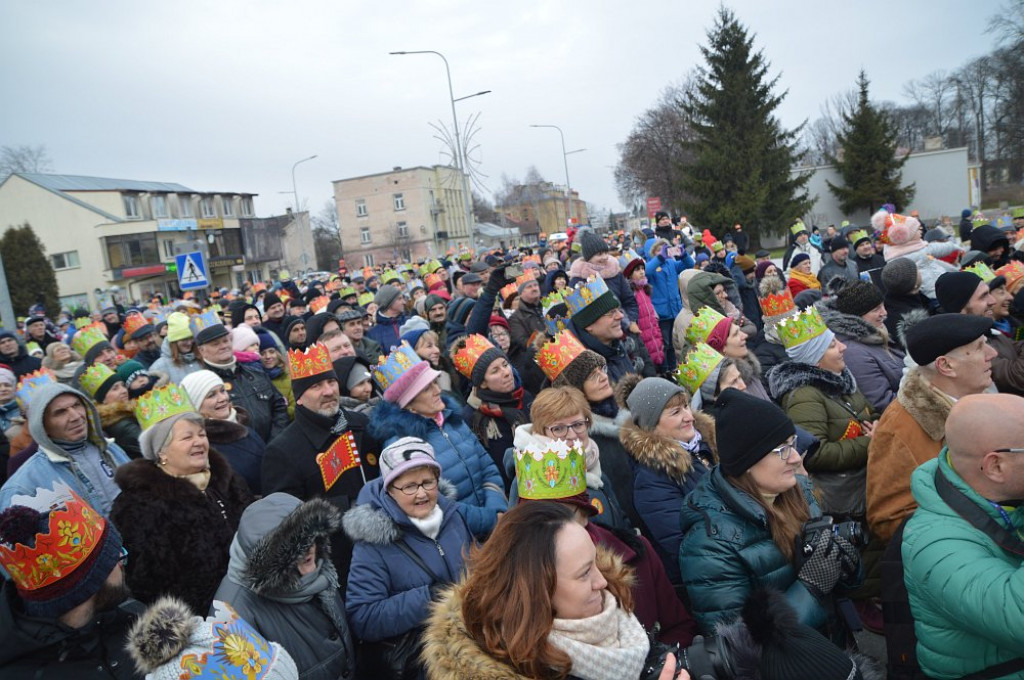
1, 1, 992, 220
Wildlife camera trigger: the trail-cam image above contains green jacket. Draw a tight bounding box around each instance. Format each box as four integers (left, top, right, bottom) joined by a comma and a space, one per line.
271, 372, 295, 420
904, 453, 1024, 679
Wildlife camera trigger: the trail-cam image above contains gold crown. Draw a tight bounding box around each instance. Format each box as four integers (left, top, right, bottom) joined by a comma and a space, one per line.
685, 306, 728, 346
565, 276, 610, 317
371, 342, 423, 391
135, 384, 195, 430
79, 363, 117, 398
673, 343, 724, 395
535, 330, 586, 382
288, 342, 333, 381
775, 307, 830, 350
452, 334, 499, 379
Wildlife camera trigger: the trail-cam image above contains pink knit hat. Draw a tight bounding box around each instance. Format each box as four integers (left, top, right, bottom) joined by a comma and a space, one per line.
383, 361, 442, 408
231, 324, 260, 353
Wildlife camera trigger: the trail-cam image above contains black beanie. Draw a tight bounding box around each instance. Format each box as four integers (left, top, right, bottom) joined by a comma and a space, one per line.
715, 388, 794, 477
83, 340, 113, 367
834, 280, 884, 317
263, 292, 283, 311
292, 368, 338, 403
470, 346, 506, 388
830, 236, 850, 253
935, 271, 983, 313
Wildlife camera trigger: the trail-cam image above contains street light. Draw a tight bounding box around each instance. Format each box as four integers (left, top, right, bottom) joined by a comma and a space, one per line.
530, 124, 584, 227
289, 154, 317, 272
390, 50, 486, 247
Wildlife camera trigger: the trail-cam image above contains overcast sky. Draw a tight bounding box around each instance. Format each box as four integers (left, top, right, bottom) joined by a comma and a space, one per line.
1, 1, 995, 221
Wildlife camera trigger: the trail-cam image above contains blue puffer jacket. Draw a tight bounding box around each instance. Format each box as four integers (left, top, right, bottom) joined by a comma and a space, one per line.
366, 310, 408, 354
679, 467, 827, 633
645, 252, 694, 320
343, 478, 472, 642
368, 397, 507, 537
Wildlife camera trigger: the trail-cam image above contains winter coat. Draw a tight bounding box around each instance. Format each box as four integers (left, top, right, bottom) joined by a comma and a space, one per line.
366, 310, 409, 353
569, 320, 654, 386
354, 335, 382, 367
508, 298, 544, 350
619, 408, 717, 584
0, 333, 42, 379
368, 397, 507, 538
463, 385, 533, 491
731, 267, 763, 334
988, 331, 1024, 396
204, 409, 266, 495
111, 449, 254, 614
147, 337, 202, 384
269, 369, 295, 419
883, 293, 931, 350
213, 494, 355, 680
817, 256, 860, 288
97, 400, 143, 460
753, 339, 788, 381
0, 581, 144, 680
854, 251, 887, 276
630, 281, 665, 367
343, 478, 473, 643
589, 409, 646, 532
903, 454, 1024, 680
866, 367, 951, 544
262, 405, 381, 585
645, 252, 693, 320
882, 242, 959, 300
202, 360, 289, 443
679, 467, 828, 633
818, 302, 905, 411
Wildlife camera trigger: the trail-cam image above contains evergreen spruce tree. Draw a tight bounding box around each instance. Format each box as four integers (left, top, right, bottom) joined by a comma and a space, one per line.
680, 7, 811, 245
1, 223, 60, 317
827, 71, 916, 213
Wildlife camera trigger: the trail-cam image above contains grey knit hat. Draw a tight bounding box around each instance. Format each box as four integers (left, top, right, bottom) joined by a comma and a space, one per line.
626, 377, 687, 431
880, 258, 918, 296
373, 284, 403, 311
579, 230, 610, 261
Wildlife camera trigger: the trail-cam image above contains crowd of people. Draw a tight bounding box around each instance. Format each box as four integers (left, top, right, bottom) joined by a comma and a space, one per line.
1, 203, 1023, 679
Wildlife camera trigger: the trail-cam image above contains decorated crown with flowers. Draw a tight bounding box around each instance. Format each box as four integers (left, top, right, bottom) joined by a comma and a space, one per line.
775, 307, 830, 350
685, 306, 728, 346
372, 341, 423, 392
565, 276, 610, 317
71, 323, 108, 357
122, 313, 152, 340
15, 369, 55, 413
309, 296, 330, 315
288, 342, 333, 382
514, 439, 586, 501
452, 334, 498, 379
674, 343, 725, 395
964, 262, 996, 283
189, 310, 221, 335
135, 384, 195, 431
79, 363, 117, 398
535, 330, 586, 382
996, 261, 1024, 292
759, 287, 797, 320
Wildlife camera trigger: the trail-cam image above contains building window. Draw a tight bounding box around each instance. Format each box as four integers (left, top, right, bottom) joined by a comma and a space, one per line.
51, 251, 80, 270
105, 233, 159, 269
151, 195, 168, 218
356, 199, 367, 217
397, 221, 408, 238
364, 253, 375, 267
162, 239, 176, 259
393, 193, 405, 211
222, 196, 235, 217
240, 197, 254, 216
200, 197, 216, 218
178, 195, 194, 217
123, 195, 141, 219
360, 226, 372, 244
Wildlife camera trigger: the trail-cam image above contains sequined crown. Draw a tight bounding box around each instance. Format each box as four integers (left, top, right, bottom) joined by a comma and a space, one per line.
15, 369, 55, 412
515, 439, 586, 501
759, 288, 797, 319
674, 343, 725, 395
685, 306, 728, 346
122, 313, 151, 339
535, 331, 586, 382
0, 484, 107, 593
288, 342, 333, 381
565, 276, 610, 317
309, 296, 330, 314
964, 262, 996, 283
71, 323, 107, 357
79, 363, 117, 397
372, 342, 423, 391
189, 310, 221, 335
500, 283, 518, 302
135, 384, 195, 431
775, 307, 830, 350
452, 334, 498, 379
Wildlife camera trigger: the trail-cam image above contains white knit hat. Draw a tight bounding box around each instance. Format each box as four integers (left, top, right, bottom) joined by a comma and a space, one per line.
180, 370, 225, 412
231, 324, 260, 353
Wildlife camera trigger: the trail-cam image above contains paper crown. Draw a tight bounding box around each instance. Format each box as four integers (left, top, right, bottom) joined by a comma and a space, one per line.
1013, 207, 1024, 219
122, 313, 152, 340
371, 342, 423, 392
358, 292, 374, 307
71, 323, 107, 357
421, 259, 442, 275
515, 439, 586, 501
189, 310, 221, 334
73, 317, 93, 330
775, 307, 830, 350
759, 288, 797, 319
685, 306, 729, 346
535, 331, 586, 382
424, 273, 442, 290
996, 261, 1024, 292
848, 229, 871, 245
309, 296, 330, 314
543, 291, 570, 337
288, 343, 333, 381
0, 484, 107, 593
80, 363, 117, 397
565, 276, 610, 317
710, 241, 725, 253
791, 221, 808, 236
452, 334, 499, 379
338, 286, 356, 298
516, 272, 538, 288
542, 290, 566, 315
381, 269, 403, 284
674, 343, 725, 395
972, 217, 991, 230
964, 262, 996, 283
499, 283, 519, 301
135, 384, 195, 431
545, 314, 570, 338
15, 369, 55, 412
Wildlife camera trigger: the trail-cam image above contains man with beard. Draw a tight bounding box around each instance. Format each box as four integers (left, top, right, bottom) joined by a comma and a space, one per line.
0, 485, 143, 678
262, 343, 380, 587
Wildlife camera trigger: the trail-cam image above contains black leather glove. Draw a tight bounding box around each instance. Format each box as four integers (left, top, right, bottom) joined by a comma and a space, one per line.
485, 265, 510, 293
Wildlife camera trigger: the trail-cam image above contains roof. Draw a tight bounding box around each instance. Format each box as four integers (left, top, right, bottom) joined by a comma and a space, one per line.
17, 173, 195, 193
475, 221, 519, 238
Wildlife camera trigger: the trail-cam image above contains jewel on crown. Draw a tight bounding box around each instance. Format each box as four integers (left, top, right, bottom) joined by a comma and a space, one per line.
535, 330, 586, 381
565, 276, 609, 317
288, 342, 333, 381
673, 342, 724, 395
135, 383, 195, 430
685, 306, 728, 346
371, 341, 423, 392
775, 307, 829, 350
453, 334, 498, 378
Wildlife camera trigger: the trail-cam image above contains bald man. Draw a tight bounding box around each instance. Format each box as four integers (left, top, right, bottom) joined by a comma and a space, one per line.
902, 393, 1024, 680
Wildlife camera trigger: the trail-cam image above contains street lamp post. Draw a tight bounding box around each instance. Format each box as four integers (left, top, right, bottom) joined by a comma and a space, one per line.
390, 50, 486, 249
290, 154, 317, 272
530, 124, 584, 228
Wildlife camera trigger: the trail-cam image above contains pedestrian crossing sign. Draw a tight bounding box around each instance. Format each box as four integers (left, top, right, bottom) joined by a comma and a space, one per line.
175, 251, 209, 291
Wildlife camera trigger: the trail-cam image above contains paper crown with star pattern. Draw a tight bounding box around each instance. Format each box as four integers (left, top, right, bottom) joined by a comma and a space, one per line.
15, 369, 55, 413
79, 363, 118, 399
371, 342, 423, 392
71, 323, 108, 358
135, 384, 196, 431
673, 342, 725, 396
775, 307, 830, 350
515, 439, 587, 501
564, 276, 610, 317
964, 262, 997, 283
685, 306, 730, 346
288, 342, 333, 381
535, 331, 587, 382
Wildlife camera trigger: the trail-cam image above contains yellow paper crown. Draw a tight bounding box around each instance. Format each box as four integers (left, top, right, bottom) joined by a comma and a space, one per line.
791, 221, 808, 236
452, 334, 500, 379
338, 286, 357, 298
79, 363, 117, 398
71, 323, 107, 357
759, 288, 797, 319
135, 384, 195, 431
372, 342, 423, 391
565, 276, 610, 317
515, 439, 587, 501
381, 269, 403, 285
535, 330, 587, 382
673, 343, 725, 395
685, 306, 728, 346
288, 342, 333, 381
15, 369, 55, 412
964, 262, 996, 283
358, 292, 374, 307
775, 307, 830, 350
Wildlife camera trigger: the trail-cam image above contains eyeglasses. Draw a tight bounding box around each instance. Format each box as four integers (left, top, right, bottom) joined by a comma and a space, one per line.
118, 546, 129, 568
546, 420, 590, 438
601, 307, 623, 319
490, 329, 510, 339
769, 438, 799, 462
585, 366, 608, 382
994, 448, 1024, 454
393, 478, 438, 496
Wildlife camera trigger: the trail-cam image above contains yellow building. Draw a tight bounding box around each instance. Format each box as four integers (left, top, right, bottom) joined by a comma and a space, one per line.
497, 182, 588, 237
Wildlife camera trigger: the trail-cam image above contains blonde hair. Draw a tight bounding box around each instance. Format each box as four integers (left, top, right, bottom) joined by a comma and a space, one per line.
529, 387, 592, 434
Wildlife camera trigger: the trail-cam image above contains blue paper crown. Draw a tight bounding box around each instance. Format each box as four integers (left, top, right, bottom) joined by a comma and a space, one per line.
189, 310, 221, 334
16, 370, 56, 413
371, 341, 424, 391
565, 276, 610, 317
545, 315, 570, 337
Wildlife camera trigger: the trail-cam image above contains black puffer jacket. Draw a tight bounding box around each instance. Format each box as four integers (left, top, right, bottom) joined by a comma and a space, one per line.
202, 360, 288, 443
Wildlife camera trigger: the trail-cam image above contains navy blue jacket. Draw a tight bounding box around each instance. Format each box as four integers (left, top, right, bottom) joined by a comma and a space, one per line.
366, 310, 408, 354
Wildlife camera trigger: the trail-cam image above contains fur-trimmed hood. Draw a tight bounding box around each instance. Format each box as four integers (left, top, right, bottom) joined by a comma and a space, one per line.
619, 413, 717, 482
367, 393, 466, 444
589, 407, 629, 438
421, 547, 634, 680
817, 300, 887, 347
97, 398, 137, 427
342, 477, 458, 546
897, 367, 951, 441
767, 361, 858, 401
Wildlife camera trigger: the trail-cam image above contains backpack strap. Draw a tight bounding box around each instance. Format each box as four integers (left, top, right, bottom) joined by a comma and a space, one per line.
393, 538, 442, 584
934, 464, 1024, 558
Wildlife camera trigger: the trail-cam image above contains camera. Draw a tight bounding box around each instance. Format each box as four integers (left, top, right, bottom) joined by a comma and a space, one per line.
641, 634, 733, 680
800, 516, 865, 551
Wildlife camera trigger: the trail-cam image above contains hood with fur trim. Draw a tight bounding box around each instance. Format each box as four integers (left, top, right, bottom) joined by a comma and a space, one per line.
767, 361, 858, 402
97, 398, 137, 428
342, 477, 458, 546
619, 411, 717, 482
897, 367, 951, 441
367, 393, 467, 443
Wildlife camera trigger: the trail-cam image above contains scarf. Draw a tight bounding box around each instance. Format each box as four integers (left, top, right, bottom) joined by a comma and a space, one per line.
679, 428, 703, 455
548, 592, 649, 680
787, 268, 821, 291
52, 436, 88, 455
303, 406, 350, 436
590, 396, 619, 420
204, 356, 238, 372
264, 364, 283, 379
467, 386, 527, 442
161, 466, 211, 491
409, 505, 444, 540
571, 256, 622, 281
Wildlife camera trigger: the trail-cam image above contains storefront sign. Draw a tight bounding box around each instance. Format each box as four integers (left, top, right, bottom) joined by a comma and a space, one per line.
198, 218, 224, 229
157, 218, 198, 231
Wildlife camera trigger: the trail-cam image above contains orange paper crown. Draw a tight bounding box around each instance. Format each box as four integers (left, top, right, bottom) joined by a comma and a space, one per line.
515, 271, 539, 288
309, 296, 330, 314
288, 342, 333, 381
996, 261, 1024, 294
500, 283, 519, 301
122, 313, 151, 340
452, 334, 500, 379
535, 330, 587, 382
759, 289, 797, 319
424, 273, 442, 290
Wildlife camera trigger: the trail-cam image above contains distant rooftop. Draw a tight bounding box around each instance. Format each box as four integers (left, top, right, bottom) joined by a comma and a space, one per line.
17, 173, 195, 193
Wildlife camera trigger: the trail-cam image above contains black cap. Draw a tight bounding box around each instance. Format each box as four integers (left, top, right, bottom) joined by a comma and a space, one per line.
195, 324, 229, 346
935, 271, 984, 313
904, 314, 993, 365
654, 211, 669, 221
755, 249, 771, 258
830, 236, 850, 253
462, 273, 483, 284
715, 389, 795, 477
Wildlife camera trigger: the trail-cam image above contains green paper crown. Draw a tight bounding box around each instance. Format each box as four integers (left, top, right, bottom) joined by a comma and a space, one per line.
848, 229, 871, 246
965, 262, 996, 283
1012, 207, 1024, 219
338, 286, 356, 298
685, 306, 728, 346
515, 439, 586, 501
358, 292, 374, 307
542, 290, 566, 315
973, 217, 991, 230
135, 384, 195, 431
775, 307, 829, 350
674, 342, 725, 395
791, 221, 808, 236
80, 363, 117, 398
421, 259, 442, 275
381, 269, 403, 284
71, 324, 108, 357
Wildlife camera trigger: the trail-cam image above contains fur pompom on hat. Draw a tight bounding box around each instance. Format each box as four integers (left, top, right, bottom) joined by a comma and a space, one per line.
871, 209, 921, 247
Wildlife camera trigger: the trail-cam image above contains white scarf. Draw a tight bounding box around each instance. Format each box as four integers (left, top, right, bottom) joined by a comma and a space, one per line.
679, 428, 703, 454
408, 505, 444, 540
548, 593, 649, 680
